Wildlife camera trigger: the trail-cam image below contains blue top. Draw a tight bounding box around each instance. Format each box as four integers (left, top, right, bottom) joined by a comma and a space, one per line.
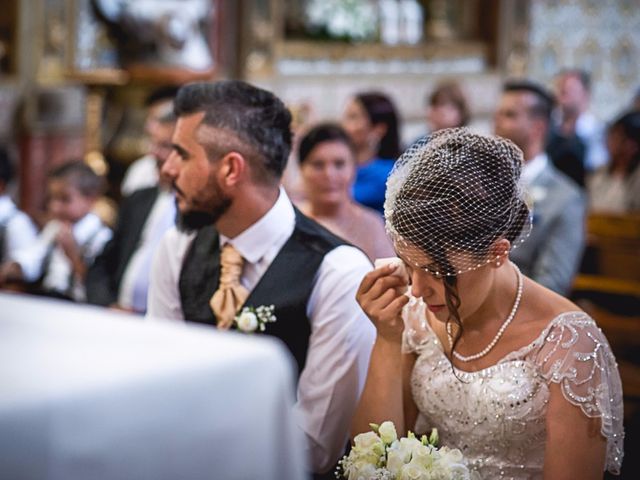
353, 157, 396, 214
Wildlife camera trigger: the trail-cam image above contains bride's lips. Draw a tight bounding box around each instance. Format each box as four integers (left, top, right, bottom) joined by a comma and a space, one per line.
427, 304, 445, 313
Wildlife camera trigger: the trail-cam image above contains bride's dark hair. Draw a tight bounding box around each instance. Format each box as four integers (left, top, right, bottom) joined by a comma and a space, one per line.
387, 129, 530, 364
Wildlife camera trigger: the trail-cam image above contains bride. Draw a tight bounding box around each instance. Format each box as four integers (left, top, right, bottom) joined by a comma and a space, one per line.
352, 129, 623, 479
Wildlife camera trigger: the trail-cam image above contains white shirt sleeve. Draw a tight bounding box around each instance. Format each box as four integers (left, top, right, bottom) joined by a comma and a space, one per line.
10, 221, 60, 282
295, 245, 376, 473
146, 227, 194, 321
4, 212, 38, 261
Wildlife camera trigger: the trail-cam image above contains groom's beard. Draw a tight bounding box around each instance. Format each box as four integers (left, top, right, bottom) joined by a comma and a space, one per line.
174, 180, 232, 233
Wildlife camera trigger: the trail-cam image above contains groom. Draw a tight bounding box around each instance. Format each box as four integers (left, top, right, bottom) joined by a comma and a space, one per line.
146, 80, 375, 476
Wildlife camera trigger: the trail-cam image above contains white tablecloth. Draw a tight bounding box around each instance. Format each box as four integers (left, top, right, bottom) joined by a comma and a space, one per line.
0, 293, 308, 480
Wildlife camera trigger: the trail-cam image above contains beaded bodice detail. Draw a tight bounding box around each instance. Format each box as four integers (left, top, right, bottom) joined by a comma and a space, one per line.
403, 299, 624, 480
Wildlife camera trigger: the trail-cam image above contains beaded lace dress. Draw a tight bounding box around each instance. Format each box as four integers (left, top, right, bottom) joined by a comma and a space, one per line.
403, 297, 624, 479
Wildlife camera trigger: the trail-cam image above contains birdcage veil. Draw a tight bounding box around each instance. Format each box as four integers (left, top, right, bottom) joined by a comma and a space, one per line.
384, 128, 532, 277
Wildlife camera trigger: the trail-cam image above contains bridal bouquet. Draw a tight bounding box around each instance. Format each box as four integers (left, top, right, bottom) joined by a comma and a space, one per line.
338, 421, 470, 480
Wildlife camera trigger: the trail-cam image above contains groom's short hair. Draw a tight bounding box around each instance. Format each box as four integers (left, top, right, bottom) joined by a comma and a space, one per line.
174, 81, 292, 184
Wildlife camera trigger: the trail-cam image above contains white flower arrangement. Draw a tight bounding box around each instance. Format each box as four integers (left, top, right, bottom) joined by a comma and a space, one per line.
305, 0, 378, 41
233, 305, 276, 333
338, 421, 470, 480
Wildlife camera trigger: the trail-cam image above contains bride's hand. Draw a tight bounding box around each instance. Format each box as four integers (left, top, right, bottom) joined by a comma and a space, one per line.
357, 263, 410, 343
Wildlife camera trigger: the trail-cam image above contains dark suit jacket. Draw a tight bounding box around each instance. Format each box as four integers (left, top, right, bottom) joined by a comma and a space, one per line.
86, 186, 160, 306
510, 161, 586, 295
546, 129, 586, 188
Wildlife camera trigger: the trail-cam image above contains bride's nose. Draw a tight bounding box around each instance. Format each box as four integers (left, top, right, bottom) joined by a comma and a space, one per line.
410, 270, 436, 299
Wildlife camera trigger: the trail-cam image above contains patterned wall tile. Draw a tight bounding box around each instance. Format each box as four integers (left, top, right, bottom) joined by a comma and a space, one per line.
527, 0, 640, 122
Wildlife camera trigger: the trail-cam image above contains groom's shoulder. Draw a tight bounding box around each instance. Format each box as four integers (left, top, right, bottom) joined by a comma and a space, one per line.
293, 209, 347, 251
294, 209, 372, 273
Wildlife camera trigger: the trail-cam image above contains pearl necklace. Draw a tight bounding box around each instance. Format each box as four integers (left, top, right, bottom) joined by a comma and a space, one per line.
446, 262, 523, 363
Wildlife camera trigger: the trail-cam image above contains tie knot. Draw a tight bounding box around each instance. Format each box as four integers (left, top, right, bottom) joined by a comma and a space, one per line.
219, 244, 244, 287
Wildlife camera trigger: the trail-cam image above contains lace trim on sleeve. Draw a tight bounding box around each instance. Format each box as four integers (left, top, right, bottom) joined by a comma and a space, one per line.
537, 312, 624, 474
401, 296, 432, 354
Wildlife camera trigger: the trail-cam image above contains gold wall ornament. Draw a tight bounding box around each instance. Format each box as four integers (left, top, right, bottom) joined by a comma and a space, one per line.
612, 38, 636, 87
425, 0, 456, 40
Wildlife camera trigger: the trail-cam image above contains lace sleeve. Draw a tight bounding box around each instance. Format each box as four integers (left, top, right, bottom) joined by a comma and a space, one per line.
401, 296, 431, 354
536, 312, 624, 474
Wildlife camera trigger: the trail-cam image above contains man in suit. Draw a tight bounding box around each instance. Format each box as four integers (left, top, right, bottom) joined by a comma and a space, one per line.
146, 81, 375, 476
495, 80, 586, 295
86, 107, 176, 313
553, 69, 608, 172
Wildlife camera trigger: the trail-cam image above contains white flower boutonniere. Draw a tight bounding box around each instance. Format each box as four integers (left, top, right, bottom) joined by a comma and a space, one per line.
234, 305, 277, 333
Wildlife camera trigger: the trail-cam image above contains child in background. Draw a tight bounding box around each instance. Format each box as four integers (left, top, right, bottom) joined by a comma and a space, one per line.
0, 147, 38, 263
0, 161, 112, 300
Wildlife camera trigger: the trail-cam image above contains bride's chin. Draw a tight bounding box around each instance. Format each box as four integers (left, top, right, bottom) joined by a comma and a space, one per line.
426, 307, 449, 323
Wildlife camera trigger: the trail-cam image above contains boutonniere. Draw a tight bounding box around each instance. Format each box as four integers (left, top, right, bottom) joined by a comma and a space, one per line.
529, 185, 547, 205
234, 305, 277, 333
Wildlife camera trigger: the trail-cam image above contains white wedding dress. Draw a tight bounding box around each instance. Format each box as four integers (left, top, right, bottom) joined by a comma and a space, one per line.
402, 297, 624, 480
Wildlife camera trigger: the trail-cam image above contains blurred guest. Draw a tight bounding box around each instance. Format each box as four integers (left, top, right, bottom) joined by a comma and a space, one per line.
342, 91, 401, 213
553, 69, 608, 172
0, 147, 38, 263
495, 80, 586, 295
296, 123, 394, 262
425, 80, 470, 133
120, 86, 179, 196
87, 109, 177, 313
588, 111, 640, 213
0, 161, 111, 300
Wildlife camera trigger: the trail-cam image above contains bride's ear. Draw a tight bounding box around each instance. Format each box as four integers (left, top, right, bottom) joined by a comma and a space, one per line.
489, 239, 511, 268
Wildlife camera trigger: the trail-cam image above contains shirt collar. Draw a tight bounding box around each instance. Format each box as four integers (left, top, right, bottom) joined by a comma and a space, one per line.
521, 153, 548, 185
219, 187, 295, 264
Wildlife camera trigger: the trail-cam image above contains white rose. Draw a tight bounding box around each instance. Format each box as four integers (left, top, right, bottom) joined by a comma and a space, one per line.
398, 461, 429, 480
236, 311, 258, 332
437, 446, 463, 465
353, 431, 385, 458
436, 447, 470, 480
398, 436, 422, 457
349, 462, 377, 480
386, 448, 408, 475
411, 444, 435, 469
378, 421, 398, 444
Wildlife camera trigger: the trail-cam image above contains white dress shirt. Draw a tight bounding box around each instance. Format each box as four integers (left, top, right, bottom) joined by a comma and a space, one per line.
118, 190, 176, 312
147, 189, 376, 473
576, 111, 608, 171
120, 155, 159, 196
0, 195, 38, 262
521, 152, 549, 186
11, 213, 112, 301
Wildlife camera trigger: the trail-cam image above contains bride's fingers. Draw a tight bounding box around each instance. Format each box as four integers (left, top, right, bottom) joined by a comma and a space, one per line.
381, 294, 410, 317
357, 264, 403, 296
358, 275, 407, 304
365, 288, 407, 324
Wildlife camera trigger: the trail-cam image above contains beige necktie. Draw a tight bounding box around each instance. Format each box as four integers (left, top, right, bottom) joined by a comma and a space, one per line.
209, 244, 249, 330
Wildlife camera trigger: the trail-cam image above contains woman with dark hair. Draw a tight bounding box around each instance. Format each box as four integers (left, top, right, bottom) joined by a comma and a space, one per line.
342, 92, 401, 214
352, 129, 623, 479
296, 123, 394, 262
588, 110, 640, 213
425, 80, 470, 132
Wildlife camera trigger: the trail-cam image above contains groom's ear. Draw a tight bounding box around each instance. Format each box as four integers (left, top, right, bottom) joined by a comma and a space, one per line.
489, 239, 511, 267
218, 152, 247, 189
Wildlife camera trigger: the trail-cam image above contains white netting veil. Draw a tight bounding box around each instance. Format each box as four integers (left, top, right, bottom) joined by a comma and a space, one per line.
384, 128, 532, 277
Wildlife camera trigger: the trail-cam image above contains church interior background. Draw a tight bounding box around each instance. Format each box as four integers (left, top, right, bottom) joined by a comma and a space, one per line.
0, 1, 639, 477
